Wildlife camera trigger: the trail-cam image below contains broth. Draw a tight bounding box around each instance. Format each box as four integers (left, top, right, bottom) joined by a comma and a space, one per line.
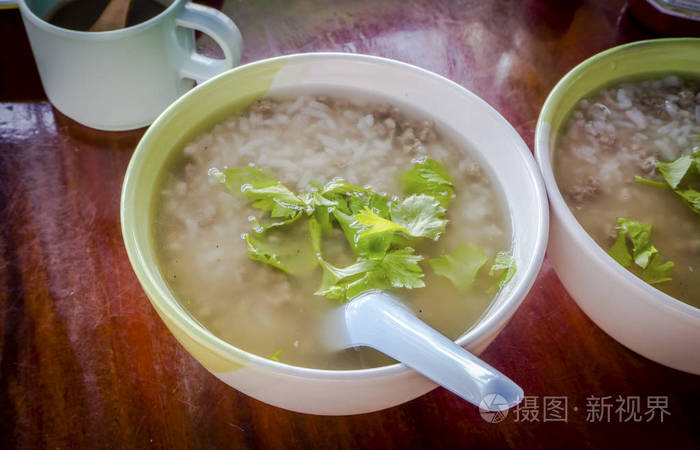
153, 93, 512, 369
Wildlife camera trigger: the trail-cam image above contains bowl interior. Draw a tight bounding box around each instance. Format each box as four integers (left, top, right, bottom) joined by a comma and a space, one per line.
121, 53, 548, 376
536, 38, 700, 314
540, 38, 700, 138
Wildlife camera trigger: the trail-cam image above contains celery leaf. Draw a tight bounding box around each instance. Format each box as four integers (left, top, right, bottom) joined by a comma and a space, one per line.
656, 154, 694, 189
381, 248, 425, 289
391, 194, 447, 239
488, 252, 517, 290
429, 243, 488, 292
401, 159, 454, 207
355, 207, 408, 237
617, 218, 656, 269
640, 253, 674, 284
245, 234, 290, 274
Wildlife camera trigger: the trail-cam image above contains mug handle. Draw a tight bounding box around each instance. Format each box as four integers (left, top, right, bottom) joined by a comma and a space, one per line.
176, 3, 243, 83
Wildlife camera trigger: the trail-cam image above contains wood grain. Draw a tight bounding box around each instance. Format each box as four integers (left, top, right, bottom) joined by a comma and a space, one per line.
0, 1, 698, 448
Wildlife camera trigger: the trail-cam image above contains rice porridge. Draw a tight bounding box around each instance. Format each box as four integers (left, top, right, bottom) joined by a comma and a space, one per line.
154, 94, 513, 369
555, 75, 700, 308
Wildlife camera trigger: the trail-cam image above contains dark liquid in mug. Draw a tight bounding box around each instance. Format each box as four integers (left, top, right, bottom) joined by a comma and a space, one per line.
46, 0, 167, 31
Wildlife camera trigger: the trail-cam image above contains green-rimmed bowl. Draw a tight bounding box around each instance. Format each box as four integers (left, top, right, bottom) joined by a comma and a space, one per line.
535, 38, 700, 374
121, 53, 549, 414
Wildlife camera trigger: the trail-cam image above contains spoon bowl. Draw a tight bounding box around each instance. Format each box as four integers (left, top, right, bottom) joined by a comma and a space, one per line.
325, 290, 524, 410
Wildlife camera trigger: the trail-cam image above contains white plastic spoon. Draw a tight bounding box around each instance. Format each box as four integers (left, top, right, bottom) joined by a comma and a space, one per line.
325, 290, 523, 411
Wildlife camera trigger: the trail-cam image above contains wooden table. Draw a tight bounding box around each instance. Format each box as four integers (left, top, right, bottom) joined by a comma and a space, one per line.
1, 1, 698, 448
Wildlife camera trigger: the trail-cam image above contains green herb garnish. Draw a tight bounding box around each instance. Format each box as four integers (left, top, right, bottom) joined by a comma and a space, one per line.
635, 148, 700, 217
640, 254, 675, 284
656, 154, 695, 189
316, 247, 425, 300
245, 234, 291, 274
355, 207, 410, 237
608, 218, 674, 284
270, 348, 284, 362
401, 158, 455, 207
212, 166, 307, 218
214, 159, 516, 301
390, 194, 447, 239
488, 252, 517, 292
429, 243, 488, 292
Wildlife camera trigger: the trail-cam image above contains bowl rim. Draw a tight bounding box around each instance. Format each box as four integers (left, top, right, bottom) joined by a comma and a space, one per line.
535, 37, 700, 321
121, 52, 549, 379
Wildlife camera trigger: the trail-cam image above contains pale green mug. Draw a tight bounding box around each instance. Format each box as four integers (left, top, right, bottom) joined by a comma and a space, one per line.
19, 0, 243, 131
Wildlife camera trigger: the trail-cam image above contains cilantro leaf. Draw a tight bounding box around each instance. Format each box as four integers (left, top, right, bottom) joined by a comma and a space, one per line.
617, 218, 656, 269
216, 162, 470, 302
315, 248, 424, 301
381, 248, 425, 289
314, 206, 334, 235
634, 176, 669, 190
355, 207, 409, 237
245, 223, 318, 275
356, 232, 394, 259
347, 196, 366, 215
391, 194, 447, 239
488, 252, 517, 290
607, 217, 675, 284
656, 154, 694, 189
317, 258, 377, 291
640, 253, 674, 284
636, 152, 700, 217
321, 179, 369, 197
245, 234, 290, 273
249, 212, 303, 234
243, 184, 306, 218
429, 243, 488, 292
333, 208, 395, 258
338, 271, 390, 301
315, 257, 381, 301
269, 348, 284, 362
309, 216, 322, 254
674, 188, 700, 215
332, 201, 394, 258
608, 228, 633, 268
331, 209, 365, 253
210, 165, 277, 191
401, 159, 454, 207
317, 180, 372, 217
212, 166, 306, 218
299, 191, 337, 213
348, 192, 390, 216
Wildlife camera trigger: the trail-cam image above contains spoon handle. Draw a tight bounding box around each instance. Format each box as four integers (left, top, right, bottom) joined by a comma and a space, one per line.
90, 0, 133, 32
343, 291, 523, 411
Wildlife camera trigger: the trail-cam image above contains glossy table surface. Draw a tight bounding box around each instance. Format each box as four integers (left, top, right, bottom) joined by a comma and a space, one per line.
1, 0, 698, 448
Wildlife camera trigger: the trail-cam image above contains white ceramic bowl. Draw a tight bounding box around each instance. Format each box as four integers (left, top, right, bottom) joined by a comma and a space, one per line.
121, 53, 549, 415
535, 39, 700, 375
